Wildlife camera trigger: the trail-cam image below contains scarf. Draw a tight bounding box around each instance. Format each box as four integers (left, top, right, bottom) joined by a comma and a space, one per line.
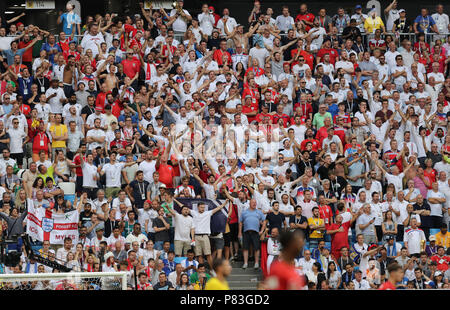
145, 62, 154, 81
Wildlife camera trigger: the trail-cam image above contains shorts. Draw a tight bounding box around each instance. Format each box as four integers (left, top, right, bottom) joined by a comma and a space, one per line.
229, 223, 239, 241
194, 234, 211, 256
10, 152, 24, 166
105, 187, 121, 198
210, 236, 224, 250
174, 240, 191, 256
243, 230, 260, 251
223, 232, 231, 247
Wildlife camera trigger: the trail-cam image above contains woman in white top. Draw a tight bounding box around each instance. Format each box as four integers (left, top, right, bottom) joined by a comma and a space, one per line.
102, 252, 118, 272
326, 261, 341, 289
305, 262, 326, 285
142, 240, 160, 266
66, 252, 81, 272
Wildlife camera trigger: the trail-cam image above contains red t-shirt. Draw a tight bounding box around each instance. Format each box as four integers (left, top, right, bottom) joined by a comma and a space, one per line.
293, 102, 313, 118
272, 113, 290, 127
18, 40, 33, 63
158, 163, 175, 188
73, 154, 86, 176
213, 49, 232, 66
329, 221, 351, 259
316, 126, 329, 146
32, 132, 50, 155
19, 104, 31, 117
290, 50, 314, 70
300, 138, 320, 152
333, 126, 347, 145
378, 281, 396, 290
267, 260, 306, 290
255, 113, 273, 123
430, 255, 450, 272
121, 59, 140, 79
295, 13, 315, 31
242, 103, 259, 123
95, 91, 111, 113
423, 168, 437, 187
318, 204, 333, 229
317, 48, 339, 65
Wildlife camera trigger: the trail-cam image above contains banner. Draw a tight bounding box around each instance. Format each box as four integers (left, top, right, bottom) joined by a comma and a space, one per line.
25, 0, 55, 10
26, 203, 79, 245
176, 198, 229, 233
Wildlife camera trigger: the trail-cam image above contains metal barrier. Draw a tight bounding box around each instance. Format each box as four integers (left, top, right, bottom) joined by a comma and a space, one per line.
8, 31, 450, 51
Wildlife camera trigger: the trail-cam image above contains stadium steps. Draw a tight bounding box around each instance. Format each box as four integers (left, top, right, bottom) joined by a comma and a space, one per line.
228, 261, 263, 290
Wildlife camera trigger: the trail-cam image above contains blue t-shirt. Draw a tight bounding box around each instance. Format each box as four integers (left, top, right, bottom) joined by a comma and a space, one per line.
414, 15, 436, 33
3, 48, 26, 66
41, 43, 62, 64
240, 208, 265, 232
18, 76, 34, 101
60, 12, 82, 35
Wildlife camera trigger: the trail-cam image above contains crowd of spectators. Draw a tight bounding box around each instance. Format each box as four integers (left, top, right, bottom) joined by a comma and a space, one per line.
0, 0, 449, 290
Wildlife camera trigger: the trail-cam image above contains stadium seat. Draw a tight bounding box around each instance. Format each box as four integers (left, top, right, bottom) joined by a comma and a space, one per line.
174, 257, 186, 264
429, 229, 440, 237
59, 182, 76, 195
65, 195, 76, 205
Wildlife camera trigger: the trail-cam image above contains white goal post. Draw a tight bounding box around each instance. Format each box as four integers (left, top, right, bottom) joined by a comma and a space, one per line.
0, 272, 128, 290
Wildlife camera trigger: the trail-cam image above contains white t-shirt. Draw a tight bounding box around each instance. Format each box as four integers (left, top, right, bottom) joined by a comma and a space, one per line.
102, 162, 125, 188
427, 190, 445, 217
404, 228, 426, 255
86, 128, 106, 151
138, 160, 156, 183
81, 162, 98, 188
191, 210, 213, 235
385, 173, 404, 194
80, 32, 105, 57
249, 47, 270, 68
174, 213, 194, 241
169, 9, 191, 32
45, 87, 66, 113
353, 242, 369, 275
7, 127, 26, 153
0, 37, 15, 51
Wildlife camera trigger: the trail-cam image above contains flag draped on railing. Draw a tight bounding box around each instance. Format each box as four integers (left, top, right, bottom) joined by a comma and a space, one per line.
26, 204, 79, 245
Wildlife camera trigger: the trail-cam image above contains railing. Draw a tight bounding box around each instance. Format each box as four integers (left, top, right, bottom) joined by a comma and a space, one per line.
9, 31, 450, 51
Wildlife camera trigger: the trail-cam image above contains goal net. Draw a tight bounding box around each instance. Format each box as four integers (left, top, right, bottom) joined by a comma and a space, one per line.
0, 272, 128, 290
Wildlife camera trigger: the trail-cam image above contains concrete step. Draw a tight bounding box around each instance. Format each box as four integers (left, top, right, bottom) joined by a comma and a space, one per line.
228, 261, 263, 290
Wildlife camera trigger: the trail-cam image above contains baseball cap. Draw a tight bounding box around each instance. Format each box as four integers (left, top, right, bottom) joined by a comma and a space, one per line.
425, 281, 435, 288
95, 106, 102, 111
386, 235, 395, 241
429, 235, 436, 241
114, 129, 121, 133
355, 5, 362, 9
159, 184, 167, 188
399, 9, 406, 13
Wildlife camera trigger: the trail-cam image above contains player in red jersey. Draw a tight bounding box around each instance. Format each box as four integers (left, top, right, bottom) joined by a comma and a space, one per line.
265, 230, 306, 290
378, 263, 403, 290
